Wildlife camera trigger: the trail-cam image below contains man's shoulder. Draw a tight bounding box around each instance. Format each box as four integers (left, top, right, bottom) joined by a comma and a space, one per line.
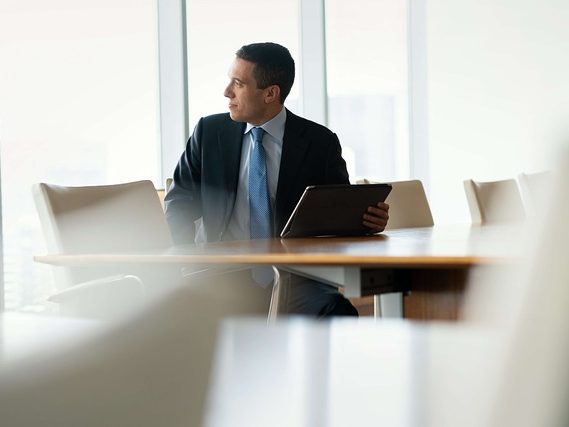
200, 112, 232, 126
196, 113, 246, 136
286, 109, 337, 139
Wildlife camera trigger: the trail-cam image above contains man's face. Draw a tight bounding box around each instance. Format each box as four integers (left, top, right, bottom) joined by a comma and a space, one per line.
224, 58, 268, 125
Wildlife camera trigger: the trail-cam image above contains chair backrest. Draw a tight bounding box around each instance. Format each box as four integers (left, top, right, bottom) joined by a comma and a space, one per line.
152, 179, 174, 210
518, 171, 552, 216
156, 189, 166, 209
463, 178, 525, 224
156, 178, 174, 209
165, 177, 173, 192
358, 179, 434, 229
33, 180, 173, 254
33, 180, 174, 287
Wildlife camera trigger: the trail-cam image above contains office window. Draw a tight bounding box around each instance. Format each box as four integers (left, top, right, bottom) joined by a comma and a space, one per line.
0, 0, 159, 311
427, 1, 569, 223
325, 0, 409, 182
185, 0, 299, 131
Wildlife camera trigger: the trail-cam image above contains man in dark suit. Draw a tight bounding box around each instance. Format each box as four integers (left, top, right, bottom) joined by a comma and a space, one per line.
165, 42, 389, 316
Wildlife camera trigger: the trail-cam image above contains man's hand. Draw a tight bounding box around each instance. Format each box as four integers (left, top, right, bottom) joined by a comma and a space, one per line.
362, 202, 389, 233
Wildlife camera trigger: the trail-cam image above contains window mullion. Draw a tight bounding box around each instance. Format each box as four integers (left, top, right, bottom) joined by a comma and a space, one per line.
299, 0, 328, 126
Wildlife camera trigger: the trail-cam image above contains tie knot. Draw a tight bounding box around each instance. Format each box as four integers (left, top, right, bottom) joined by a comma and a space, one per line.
251, 127, 265, 145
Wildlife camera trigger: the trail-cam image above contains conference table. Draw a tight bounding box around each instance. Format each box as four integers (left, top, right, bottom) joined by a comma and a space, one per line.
34, 224, 524, 321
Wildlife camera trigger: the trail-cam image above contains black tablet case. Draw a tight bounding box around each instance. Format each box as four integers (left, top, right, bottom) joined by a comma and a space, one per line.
280, 183, 392, 238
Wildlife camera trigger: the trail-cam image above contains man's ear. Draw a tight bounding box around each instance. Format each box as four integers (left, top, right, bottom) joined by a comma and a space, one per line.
264, 85, 281, 104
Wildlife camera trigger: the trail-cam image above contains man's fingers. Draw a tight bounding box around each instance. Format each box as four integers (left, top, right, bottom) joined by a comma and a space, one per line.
363, 220, 386, 232
366, 206, 389, 219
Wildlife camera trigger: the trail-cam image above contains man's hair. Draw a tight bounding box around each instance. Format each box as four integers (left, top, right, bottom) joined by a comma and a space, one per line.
236, 42, 295, 104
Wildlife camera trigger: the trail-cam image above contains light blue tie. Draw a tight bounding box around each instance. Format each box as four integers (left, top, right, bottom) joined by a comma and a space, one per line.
249, 127, 272, 239
249, 127, 274, 286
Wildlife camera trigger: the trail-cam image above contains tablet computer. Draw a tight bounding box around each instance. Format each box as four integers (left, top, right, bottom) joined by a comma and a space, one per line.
280, 183, 392, 238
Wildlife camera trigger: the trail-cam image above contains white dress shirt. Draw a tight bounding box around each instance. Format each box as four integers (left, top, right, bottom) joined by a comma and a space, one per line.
223, 107, 286, 241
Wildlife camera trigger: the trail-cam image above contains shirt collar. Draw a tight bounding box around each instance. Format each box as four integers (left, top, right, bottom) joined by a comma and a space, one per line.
244, 107, 286, 141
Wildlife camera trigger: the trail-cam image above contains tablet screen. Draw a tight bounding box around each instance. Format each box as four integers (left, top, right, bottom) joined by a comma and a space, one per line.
280, 183, 392, 238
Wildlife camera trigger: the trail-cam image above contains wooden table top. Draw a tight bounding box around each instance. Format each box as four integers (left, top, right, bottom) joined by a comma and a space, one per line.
34, 224, 524, 268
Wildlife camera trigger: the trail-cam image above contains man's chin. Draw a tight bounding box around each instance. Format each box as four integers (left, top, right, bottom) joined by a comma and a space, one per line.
228, 111, 245, 123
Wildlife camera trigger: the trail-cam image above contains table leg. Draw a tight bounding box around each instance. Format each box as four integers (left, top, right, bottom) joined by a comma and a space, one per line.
282, 265, 469, 321
403, 268, 469, 321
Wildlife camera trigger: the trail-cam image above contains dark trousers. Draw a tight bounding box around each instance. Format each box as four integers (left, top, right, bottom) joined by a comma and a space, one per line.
283, 273, 359, 317
197, 268, 358, 318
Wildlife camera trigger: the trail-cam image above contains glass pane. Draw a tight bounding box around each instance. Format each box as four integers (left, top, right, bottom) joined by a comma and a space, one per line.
0, 0, 159, 311
186, 0, 299, 130
427, 1, 569, 223
325, 0, 409, 182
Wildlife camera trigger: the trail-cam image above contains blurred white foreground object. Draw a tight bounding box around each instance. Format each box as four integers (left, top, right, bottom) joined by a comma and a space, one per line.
0, 276, 250, 427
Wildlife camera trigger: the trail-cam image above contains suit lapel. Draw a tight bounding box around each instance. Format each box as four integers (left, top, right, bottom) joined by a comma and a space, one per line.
275, 110, 311, 227
218, 118, 246, 228
214, 111, 311, 236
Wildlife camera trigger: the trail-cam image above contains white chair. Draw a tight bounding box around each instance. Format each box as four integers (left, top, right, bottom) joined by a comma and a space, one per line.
463, 178, 525, 224
33, 180, 177, 317
357, 179, 434, 229
47, 274, 145, 318
33, 180, 271, 319
518, 171, 552, 217
33, 180, 173, 256
386, 180, 434, 229
156, 178, 174, 209
156, 189, 166, 208
356, 179, 434, 317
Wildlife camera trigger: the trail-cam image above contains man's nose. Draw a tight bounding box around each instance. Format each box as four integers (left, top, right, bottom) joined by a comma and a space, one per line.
223, 85, 233, 98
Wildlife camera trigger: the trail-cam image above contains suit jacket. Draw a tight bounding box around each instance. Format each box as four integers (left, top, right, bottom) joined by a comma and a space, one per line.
164, 109, 349, 244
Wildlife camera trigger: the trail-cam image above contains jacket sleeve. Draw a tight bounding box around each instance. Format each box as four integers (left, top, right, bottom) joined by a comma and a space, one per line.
164, 118, 204, 244
324, 132, 350, 185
